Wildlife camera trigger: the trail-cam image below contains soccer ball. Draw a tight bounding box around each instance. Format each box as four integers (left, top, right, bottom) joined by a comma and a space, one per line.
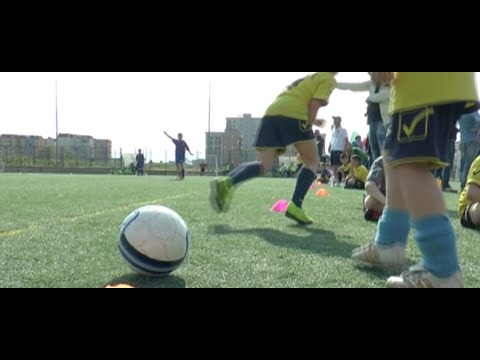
118, 205, 190, 276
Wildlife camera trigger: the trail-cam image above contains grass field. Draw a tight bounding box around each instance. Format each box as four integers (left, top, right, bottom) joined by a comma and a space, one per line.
1, 173, 479, 288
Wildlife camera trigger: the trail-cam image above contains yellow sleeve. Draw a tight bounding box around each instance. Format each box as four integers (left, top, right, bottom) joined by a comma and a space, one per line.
467, 157, 480, 187
313, 74, 336, 103
357, 167, 369, 183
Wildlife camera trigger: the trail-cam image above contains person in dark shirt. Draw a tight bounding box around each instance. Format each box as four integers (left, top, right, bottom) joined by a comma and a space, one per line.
315, 130, 325, 160
164, 132, 193, 180
135, 149, 145, 176
200, 161, 207, 176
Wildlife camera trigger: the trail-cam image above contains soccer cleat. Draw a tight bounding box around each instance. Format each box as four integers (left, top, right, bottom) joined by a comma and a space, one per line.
387, 265, 464, 288
285, 202, 314, 225
352, 243, 406, 271
210, 177, 234, 213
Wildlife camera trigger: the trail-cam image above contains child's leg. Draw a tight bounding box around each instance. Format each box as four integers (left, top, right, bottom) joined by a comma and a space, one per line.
209, 149, 277, 213
469, 203, 480, 226
227, 149, 276, 185
284, 140, 319, 225
181, 164, 185, 179
364, 195, 384, 213
293, 140, 319, 208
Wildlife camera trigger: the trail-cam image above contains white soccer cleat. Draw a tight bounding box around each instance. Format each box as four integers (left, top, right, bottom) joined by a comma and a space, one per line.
387, 265, 464, 288
352, 243, 406, 271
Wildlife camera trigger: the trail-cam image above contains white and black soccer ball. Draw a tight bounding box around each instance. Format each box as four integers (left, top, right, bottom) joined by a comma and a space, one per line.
118, 205, 190, 276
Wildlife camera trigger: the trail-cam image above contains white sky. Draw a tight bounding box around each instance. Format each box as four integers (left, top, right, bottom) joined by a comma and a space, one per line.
1, 72, 478, 162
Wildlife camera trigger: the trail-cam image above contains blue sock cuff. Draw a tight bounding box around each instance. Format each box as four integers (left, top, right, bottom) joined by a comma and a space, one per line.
375, 208, 411, 247
413, 214, 459, 278
382, 208, 410, 221
412, 214, 450, 232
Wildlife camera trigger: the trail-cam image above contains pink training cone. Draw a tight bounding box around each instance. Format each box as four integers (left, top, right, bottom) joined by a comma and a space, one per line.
271, 200, 289, 213
310, 183, 316, 190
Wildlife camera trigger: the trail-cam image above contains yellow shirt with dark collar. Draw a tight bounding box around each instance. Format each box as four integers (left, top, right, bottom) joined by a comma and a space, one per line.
353, 165, 369, 184
265, 72, 337, 121
390, 72, 478, 114
459, 156, 480, 216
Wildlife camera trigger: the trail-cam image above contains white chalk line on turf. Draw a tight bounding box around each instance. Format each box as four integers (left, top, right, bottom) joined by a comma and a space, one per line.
0, 194, 189, 240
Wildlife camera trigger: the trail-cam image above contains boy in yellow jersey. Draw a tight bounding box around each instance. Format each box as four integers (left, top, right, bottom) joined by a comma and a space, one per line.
345, 155, 368, 190
210, 72, 338, 225
338, 153, 351, 183
353, 72, 479, 288
458, 155, 480, 230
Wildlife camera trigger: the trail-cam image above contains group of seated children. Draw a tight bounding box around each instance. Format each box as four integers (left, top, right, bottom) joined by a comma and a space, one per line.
340, 154, 369, 190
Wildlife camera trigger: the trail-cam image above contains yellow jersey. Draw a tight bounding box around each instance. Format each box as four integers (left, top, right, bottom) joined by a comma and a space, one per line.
354, 165, 369, 184
459, 156, 480, 216
265, 72, 337, 121
390, 72, 478, 114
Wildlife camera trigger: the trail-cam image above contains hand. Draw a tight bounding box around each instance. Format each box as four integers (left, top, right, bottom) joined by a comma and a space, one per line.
312, 119, 326, 128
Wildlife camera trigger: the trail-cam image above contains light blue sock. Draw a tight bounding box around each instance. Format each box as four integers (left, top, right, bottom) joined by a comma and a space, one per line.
374, 208, 411, 248
414, 214, 460, 278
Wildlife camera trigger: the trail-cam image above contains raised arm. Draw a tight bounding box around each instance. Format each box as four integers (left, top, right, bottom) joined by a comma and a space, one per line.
367, 86, 391, 103
185, 142, 193, 155
336, 81, 371, 92
164, 131, 173, 140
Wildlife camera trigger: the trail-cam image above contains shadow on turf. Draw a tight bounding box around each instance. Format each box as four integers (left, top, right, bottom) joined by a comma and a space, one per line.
209, 224, 356, 259
105, 274, 186, 288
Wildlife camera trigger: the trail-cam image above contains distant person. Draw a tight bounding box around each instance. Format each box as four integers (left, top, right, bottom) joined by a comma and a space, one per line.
210, 72, 338, 225
135, 149, 145, 176
329, 116, 349, 184
337, 153, 351, 183
351, 145, 370, 169
164, 132, 193, 180
353, 135, 363, 149
315, 129, 325, 160
200, 161, 207, 176
364, 156, 386, 222
337, 72, 391, 161
318, 162, 331, 184
458, 155, 480, 230
345, 155, 368, 190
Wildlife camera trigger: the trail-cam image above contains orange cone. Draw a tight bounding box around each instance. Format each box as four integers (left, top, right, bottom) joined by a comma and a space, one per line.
316, 188, 329, 197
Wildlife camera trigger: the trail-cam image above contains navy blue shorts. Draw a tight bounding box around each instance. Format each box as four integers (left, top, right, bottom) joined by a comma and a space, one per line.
384, 102, 479, 169
254, 116, 315, 153
330, 151, 343, 166
176, 157, 185, 165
